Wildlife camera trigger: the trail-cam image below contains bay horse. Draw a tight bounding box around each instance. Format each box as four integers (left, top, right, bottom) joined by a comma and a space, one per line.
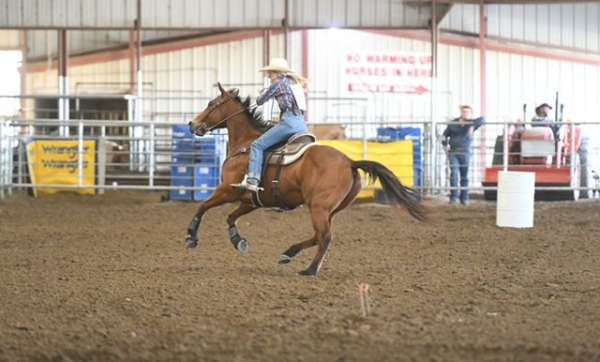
186, 83, 425, 276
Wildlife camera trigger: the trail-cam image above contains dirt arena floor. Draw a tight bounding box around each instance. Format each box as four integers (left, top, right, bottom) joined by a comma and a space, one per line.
1, 192, 600, 362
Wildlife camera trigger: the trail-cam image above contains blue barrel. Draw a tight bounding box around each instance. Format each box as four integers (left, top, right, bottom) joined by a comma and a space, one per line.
376, 127, 399, 143
170, 165, 194, 201
396, 127, 423, 189
172, 125, 198, 164
397, 127, 421, 140
194, 165, 220, 201
195, 137, 219, 165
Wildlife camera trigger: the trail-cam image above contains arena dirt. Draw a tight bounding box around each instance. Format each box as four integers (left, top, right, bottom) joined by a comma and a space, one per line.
1, 192, 600, 361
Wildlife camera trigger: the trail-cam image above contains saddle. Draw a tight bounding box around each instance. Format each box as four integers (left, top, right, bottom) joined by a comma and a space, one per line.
253, 133, 317, 210
265, 132, 317, 166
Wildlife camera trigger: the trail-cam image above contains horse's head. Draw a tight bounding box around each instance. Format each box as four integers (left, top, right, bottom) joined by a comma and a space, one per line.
189, 82, 240, 136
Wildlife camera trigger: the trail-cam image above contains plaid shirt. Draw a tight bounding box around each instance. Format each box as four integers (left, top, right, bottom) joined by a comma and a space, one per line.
256, 75, 302, 115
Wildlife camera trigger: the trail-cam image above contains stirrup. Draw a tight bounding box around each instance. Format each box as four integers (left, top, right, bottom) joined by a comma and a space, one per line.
231, 175, 263, 192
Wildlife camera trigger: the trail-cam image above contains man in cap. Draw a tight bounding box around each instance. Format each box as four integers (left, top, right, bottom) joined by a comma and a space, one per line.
441, 105, 485, 205
532, 103, 560, 136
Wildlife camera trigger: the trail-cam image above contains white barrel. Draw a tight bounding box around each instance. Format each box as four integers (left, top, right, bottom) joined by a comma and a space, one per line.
496, 171, 535, 228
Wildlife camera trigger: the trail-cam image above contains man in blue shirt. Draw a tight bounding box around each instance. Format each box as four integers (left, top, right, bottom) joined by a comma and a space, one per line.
442, 105, 485, 205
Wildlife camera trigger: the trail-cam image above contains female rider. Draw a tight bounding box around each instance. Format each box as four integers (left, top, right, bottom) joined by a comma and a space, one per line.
232, 58, 308, 192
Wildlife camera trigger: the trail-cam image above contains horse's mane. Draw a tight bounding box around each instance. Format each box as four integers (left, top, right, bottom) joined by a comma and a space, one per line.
234, 94, 273, 133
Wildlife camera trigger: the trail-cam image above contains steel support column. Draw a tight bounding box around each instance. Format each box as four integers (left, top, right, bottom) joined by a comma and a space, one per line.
429, 0, 439, 195
19, 30, 27, 122
478, 0, 487, 180
262, 30, 271, 66
57, 29, 69, 137
135, 0, 145, 172
283, 0, 290, 59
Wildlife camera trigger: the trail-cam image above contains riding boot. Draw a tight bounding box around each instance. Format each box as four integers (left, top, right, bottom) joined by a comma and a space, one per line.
231, 175, 263, 193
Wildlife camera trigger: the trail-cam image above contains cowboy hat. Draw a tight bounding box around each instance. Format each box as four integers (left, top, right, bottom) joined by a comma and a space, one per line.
536, 103, 553, 110
259, 58, 293, 73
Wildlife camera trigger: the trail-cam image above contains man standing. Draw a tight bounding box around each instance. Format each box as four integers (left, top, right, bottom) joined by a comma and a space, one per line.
532, 103, 560, 137
442, 105, 485, 205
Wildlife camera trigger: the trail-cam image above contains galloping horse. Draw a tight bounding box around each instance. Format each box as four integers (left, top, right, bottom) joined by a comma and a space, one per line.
186, 83, 425, 276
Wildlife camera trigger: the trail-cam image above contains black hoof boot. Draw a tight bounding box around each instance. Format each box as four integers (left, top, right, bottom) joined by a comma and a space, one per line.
229, 226, 249, 254
234, 238, 249, 254
279, 254, 293, 264
185, 236, 199, 249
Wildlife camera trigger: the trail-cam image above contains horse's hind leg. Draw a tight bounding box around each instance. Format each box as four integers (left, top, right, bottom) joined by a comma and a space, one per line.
299, 206, 332, 276
227, 202, 256, 253
279, 233, 317, 264
280, 171, 359, 266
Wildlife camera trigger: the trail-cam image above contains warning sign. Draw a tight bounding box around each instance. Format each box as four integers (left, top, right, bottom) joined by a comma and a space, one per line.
342, 52, 432, 95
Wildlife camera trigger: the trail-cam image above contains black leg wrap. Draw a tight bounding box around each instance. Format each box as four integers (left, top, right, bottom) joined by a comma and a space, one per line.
185, 216, 201, 249
229, 226, 249, 253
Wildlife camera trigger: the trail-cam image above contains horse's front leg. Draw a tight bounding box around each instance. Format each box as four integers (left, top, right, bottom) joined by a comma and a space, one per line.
186, 186, 237, 249
226, 202, 257, 253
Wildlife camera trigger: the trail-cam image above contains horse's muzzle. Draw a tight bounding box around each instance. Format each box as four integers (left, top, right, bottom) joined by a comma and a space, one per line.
189, 122, 205, 136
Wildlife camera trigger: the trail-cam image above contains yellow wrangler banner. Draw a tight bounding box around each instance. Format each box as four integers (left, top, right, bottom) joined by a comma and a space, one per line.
27, 140, 96, 196
318, 140, 414, 199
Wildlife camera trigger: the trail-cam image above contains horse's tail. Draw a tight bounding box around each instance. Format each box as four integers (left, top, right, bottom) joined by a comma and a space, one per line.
351, 160, 426, 221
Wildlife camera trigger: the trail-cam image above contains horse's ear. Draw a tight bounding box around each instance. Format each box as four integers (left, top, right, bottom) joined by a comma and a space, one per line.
230, 88, 239, 97
217, 82, 226, 95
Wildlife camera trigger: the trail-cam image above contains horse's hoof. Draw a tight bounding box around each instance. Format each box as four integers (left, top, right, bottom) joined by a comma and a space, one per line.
299, 268, 318, 276
235, 239, 249, 254
278, 254, 292, 264
185, 236, 199, 249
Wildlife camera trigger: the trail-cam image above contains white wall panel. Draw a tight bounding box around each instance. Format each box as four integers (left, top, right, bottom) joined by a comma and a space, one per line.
486, 50, 600, 122
0, 30, 22, 49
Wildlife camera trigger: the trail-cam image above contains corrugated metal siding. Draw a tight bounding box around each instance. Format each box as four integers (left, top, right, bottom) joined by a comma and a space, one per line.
24, 28, 600, 123
141, 0, 284, 28
440, 4, 480, 34
25, 33, 285, 124
290, 0, 430, 28
26, 58, 130, 95
25, 29, 205, 61
0, 0, 136, 28
486, 50, 600, 122
442, 3, 600, 54
487, 3, 600, 53
0, 30, 22, 48
25, 29, 480, 123
1, 0, 429, 29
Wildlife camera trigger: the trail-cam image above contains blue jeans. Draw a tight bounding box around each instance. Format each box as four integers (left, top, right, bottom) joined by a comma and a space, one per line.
449, 150, 471, 203
248, 111, 308, 181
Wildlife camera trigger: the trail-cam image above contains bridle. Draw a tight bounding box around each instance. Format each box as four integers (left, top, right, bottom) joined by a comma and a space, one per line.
194, 94, 248, 135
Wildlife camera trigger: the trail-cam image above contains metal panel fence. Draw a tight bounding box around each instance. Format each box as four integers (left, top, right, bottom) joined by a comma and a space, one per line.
1, 94, 600, 201
0, 117, 14, 199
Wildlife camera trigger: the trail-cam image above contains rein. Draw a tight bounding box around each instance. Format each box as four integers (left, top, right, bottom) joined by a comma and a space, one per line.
196, 96, 249, 134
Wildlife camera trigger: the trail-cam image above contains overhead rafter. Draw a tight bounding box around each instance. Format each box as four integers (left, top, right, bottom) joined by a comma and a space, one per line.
408, 0, 597, 4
